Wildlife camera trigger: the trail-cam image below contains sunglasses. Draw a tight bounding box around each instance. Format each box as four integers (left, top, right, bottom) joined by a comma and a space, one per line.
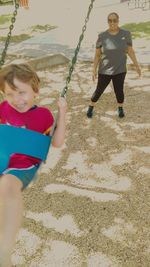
108, 19, 118, 23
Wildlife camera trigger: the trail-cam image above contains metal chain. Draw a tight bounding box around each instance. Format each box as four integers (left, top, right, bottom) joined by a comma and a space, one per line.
61, 0, 95, 97
0, 0, 19, 68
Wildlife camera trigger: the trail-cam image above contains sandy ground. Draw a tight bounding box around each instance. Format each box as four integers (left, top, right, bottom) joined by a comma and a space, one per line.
0, 1, 150, 267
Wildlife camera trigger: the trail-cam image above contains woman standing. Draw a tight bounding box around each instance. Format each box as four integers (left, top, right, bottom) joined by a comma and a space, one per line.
87, 12, 141, 118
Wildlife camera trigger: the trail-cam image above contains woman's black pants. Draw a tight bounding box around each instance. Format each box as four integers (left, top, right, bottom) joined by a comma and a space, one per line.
91, 72, 126, 104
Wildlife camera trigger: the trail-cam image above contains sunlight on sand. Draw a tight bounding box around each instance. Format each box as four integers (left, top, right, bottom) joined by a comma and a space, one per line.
63, 151, 89, 174
110, 150, 132, 165
138, 166, 150, 174
30, 240, 81, 267
145, 241, 150, 254
12, 229, 42, 265
70, 82, 82, 93
134, 86, 150, 92
86, 137, 97, 147
40, 87, 53, 95
44, 184, 120, 202
58, 173, 131, 192
123, 122, 150, 129
87, 252, 119, 267
100, 116, 130, 141
128, 78, 150, 88
105, 110, 116, 116
26, 211, 83, 237
63, 151, 131, 191
133, 146, 150, 154
41, 145, 66, 173
101, 218, 136, 243
39, 98, 55, 105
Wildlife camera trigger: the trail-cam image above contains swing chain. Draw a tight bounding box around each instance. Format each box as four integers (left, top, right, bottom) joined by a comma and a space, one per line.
61, 0, 95, 97
0, 0, 19, 68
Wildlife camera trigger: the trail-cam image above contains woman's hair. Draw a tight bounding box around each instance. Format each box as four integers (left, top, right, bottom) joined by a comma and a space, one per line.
107, 12, 119, 20
0, 63, 40, 93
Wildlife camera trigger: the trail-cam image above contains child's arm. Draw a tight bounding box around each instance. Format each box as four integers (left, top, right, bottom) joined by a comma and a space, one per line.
51, 97, 67, 148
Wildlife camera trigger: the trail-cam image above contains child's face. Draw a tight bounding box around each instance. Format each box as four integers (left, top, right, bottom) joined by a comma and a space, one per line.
4, 78, 38, 113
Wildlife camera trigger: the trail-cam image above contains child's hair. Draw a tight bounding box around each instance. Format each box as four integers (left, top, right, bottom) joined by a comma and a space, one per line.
0, 63, 40, 93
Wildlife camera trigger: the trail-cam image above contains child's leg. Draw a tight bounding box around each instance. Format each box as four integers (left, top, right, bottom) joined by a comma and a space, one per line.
0, 174, 23, 267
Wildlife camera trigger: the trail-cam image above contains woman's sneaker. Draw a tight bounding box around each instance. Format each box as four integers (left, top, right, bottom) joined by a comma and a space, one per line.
118, 107, 125, 118
87, 106, 94, 118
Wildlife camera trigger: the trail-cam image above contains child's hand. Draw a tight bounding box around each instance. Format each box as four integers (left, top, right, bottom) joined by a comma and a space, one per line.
57, 97, 67, 114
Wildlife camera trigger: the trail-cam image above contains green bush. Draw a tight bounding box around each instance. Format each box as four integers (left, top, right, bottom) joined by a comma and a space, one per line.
121, 21, 150, 38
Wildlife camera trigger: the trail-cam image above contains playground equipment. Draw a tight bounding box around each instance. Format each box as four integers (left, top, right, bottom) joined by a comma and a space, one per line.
128, 0, 150, 10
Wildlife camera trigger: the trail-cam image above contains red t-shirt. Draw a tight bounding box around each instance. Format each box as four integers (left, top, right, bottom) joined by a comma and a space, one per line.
0, 101, 54, 168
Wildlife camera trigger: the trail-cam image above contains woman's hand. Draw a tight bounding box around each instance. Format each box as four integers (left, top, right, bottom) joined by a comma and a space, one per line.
135, 65, 141, 77
92, 48, 101, 81
92, 70, 97, 81
127, 46, 141, 77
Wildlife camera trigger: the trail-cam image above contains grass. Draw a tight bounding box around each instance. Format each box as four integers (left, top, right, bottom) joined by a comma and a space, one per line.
0, 33, 31, 42
0, 14, 11, 26
31, 24, 57, 33
121, 21, 150, 38
0, 0, 13, 6
0, 23, 57, 43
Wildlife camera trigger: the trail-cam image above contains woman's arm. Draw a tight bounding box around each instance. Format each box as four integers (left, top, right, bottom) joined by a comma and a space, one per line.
51, 97, 67, 148
92, 48, 102, 81
127, 46, 141, 76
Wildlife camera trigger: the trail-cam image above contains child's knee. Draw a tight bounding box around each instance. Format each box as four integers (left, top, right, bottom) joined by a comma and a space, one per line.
0, 174, 22, 198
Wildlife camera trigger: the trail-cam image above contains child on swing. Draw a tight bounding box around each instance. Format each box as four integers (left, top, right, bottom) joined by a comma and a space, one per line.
0, 63, 67, 267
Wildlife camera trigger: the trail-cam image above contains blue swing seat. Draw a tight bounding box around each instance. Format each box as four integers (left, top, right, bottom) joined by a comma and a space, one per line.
0, 124, 51, 173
